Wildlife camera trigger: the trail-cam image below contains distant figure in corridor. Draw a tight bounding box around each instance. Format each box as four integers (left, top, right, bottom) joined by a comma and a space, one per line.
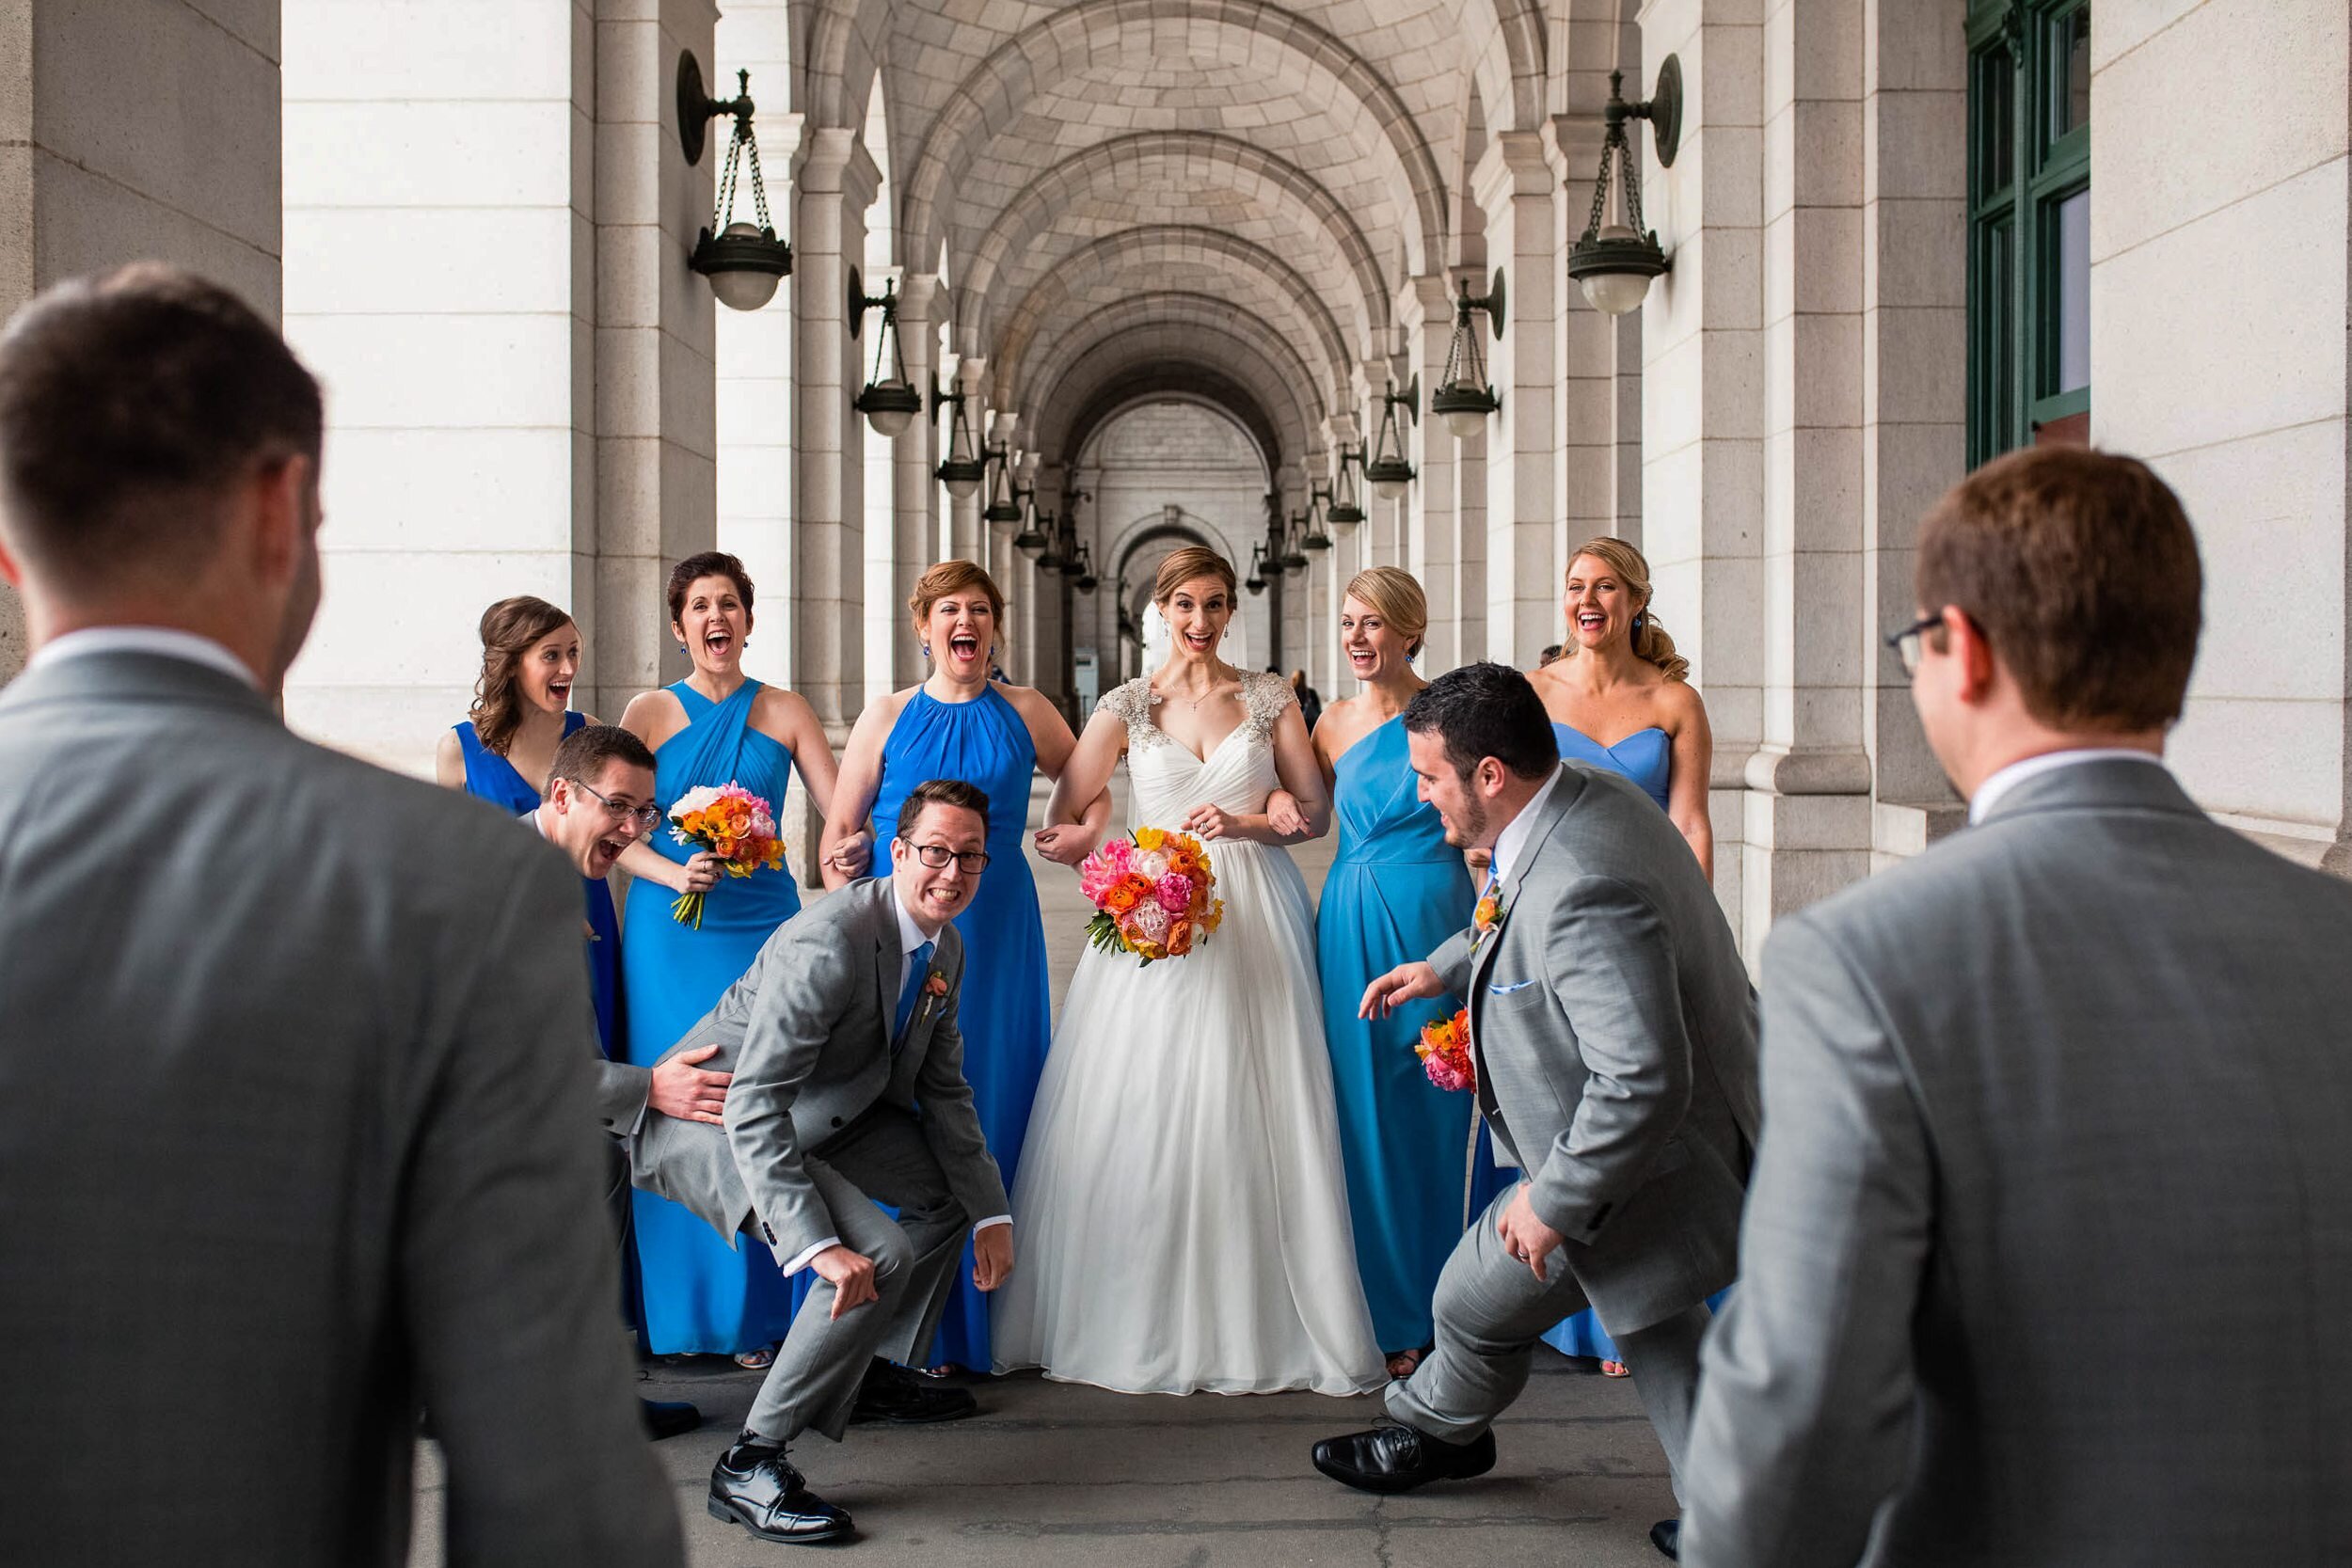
0, 267, 679, 1565
1682, 447, 2352, 1566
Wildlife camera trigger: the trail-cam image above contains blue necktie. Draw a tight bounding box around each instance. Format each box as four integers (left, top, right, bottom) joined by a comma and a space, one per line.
894, 940, 935, 1043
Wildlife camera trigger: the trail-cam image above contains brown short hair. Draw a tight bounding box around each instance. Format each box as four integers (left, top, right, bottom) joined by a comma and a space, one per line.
1153, 546, 1237, 604
0, 265, 322, 595
909, 561, 1005, 626
470, 595, 576, 755
1916, 446, 2202, 732
550, 722, 656, 789
667, 551, 755, 623
896, 777, 991, 841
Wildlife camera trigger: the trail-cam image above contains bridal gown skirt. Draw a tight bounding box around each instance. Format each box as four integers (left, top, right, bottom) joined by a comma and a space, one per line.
993, 835, 1385, 1396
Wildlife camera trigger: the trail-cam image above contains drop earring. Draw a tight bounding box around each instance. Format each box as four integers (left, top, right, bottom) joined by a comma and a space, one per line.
921, 643, 932, 661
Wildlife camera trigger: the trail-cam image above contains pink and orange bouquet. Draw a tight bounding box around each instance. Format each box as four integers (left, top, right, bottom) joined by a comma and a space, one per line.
1076, 827, 1223, 963
666, 782, 786, 928
1417, 1007, 1475, 1094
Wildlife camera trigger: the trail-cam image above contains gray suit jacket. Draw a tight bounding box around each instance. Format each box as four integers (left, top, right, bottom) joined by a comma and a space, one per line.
1429, 763, 1759, 1334
1683, 759, 2352, 1567
630, 875, 1010, 1263
0, 651, 680, 1568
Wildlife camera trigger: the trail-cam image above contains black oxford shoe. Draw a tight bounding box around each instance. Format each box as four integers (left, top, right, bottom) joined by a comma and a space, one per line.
850, 1357, 977, 1424
707, 1435, 852, 1545
1311, 1418, 1498, 1494
639, 1398, 700, 1441
1650, 1517, 1680, 1560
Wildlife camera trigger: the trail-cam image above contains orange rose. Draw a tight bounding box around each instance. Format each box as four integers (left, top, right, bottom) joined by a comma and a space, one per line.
1103, 874, 1152, 914
1167, 918, 1194, 955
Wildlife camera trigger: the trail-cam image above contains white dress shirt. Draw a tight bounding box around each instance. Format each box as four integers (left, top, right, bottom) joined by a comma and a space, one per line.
1968, 748, 2169, 825
780, 882, 1009, 1277
27, 625, 258, 689
1487, 764, 1565, 886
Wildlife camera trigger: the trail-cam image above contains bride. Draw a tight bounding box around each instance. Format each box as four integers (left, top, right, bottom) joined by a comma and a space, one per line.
993, 546, 1384, 1395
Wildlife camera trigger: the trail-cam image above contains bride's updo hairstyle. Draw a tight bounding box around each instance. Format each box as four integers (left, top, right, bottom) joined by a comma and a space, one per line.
1153, 545, 1238, 605
1343, 565, 1428, 658
1563, 535, 1690, 683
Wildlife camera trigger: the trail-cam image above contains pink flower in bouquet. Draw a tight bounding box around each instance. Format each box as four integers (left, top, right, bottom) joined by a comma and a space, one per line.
1154, 872, 1195, 912
1133, 847, 1169, 880
1124, 900, 1171, 946
664, 781, 786, 928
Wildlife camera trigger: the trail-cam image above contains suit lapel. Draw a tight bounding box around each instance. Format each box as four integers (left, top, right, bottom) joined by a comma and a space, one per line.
865, 880, 899, 1041
1467, 770, 1581, 1114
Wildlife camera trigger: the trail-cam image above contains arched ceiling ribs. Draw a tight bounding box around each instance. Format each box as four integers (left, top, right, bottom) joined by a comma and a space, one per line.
1010, 294, 1327, 455
1067, 371, 1286, 480
958, 133, 1391, 353
992, 227, 1352, 407
898, 0, 1449, 282
1465, 0, 1547, 135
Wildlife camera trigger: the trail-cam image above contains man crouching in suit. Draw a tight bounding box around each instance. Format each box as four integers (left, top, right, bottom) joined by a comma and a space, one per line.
1319, 663, 1759, 1563
631, 776, 1014, 1546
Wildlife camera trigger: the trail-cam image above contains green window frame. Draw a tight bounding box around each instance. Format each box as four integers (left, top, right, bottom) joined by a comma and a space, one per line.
1967, 0, 2091, 465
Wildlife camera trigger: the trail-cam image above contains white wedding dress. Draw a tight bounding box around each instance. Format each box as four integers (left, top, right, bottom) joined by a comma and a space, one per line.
993, 671, 1384, 1396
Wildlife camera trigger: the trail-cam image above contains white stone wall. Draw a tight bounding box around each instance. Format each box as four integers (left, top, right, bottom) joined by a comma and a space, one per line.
2091, 0, 2352, 870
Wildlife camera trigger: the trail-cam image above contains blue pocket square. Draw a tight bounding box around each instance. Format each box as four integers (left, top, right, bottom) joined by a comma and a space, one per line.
1486, 978, 1536, 995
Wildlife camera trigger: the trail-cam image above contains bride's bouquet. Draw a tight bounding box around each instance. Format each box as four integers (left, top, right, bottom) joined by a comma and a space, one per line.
1417, 1008, 1475, 1093
665, 781, 787, 928
1076, 827, 1223, 963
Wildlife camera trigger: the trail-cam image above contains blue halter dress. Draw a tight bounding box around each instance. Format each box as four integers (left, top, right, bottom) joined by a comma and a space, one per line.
867, 685, 1053, 1370
619, 680, 803, 1355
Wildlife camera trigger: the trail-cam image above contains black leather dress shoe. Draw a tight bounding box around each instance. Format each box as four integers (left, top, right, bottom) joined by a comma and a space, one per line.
639, 1398, 700, 1441
1649, 1517, 1680, 1560
1311, 1418, 1497, 1494
707, 1434, 851, 1545
850, 1358, 977, 1424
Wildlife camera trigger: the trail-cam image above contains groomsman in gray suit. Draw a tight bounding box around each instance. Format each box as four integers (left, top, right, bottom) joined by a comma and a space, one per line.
630, 777, 1014, 1547
1681, 447, 2352, 1566
1315, 662, 1759, 1563
0, 268, 680, 1564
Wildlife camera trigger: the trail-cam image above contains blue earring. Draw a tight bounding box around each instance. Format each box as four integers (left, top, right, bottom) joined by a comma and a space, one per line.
922, 643, 932, 661
1631, 612, 1645, 637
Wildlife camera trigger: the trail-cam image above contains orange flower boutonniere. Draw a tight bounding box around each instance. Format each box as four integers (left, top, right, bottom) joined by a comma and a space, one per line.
924, 972, 949, 998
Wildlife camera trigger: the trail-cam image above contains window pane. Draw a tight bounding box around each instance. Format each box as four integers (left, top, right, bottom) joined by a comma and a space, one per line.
1977, 216, 2014, 458
2051, 10, 2090, 138
1979, 44, 2014, 196
2053, 187, 2090, 393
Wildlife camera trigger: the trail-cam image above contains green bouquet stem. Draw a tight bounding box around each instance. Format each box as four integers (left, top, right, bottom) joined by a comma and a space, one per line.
671, 890, 707, 928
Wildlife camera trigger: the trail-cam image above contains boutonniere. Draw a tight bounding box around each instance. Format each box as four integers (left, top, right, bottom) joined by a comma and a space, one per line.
924, 971, 949, 998
1471, 887, 1509, 948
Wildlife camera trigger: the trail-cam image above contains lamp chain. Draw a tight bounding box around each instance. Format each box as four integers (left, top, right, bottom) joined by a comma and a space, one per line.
712, 112, 773, 233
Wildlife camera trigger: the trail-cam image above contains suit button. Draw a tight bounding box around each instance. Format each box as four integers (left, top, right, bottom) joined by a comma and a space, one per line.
830, 1116, 844, 1128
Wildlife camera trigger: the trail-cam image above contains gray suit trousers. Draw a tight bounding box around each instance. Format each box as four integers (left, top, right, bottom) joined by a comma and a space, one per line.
1387, 1184, 1711, 1497
745, 1106, 971, 1444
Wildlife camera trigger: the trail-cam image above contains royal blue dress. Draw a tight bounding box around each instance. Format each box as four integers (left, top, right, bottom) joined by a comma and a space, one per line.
1544, 721, 1724, 1362
620, 680, 803, 1355
1318, 714, 1511, 1353
869, 685, 1052, 1370
452, 713, 620, 1053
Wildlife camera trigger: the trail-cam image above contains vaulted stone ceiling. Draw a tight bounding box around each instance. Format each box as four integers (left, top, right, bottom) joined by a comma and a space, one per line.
790, 0, 1625, 472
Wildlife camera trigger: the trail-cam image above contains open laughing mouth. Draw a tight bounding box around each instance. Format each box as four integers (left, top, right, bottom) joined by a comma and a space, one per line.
947, 632, 981, 661
703, 629, 733, 658
548, 681, 572, 705
1181, 629, 1213, 652
592, 834, 628, 870
1577, 611, 1605, 634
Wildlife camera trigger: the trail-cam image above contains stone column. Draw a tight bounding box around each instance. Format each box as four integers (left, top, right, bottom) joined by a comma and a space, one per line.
1473, 132, 1560, 671
1010, 447, 1040, 683
1320, 410, 1362, 694
1400, 280, 1461, 669
1740, 0, 1875, 944
2, 1, 284, 676
790, 125, 880, 733
946, 356, 987, 562
889, 271, 942, 687
1546, 110, 1634, 593
1641, 0, 1769, 930
1274, 462, 1307, 673
1299, 446, 1331, 691
1032, 459, 1068, 705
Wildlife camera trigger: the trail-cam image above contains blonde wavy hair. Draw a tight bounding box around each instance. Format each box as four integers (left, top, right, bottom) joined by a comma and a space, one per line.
1562, 537, 1689, 682
1343, 565, 1428, 657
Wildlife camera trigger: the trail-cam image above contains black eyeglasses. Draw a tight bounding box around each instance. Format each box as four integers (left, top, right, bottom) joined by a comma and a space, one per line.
903, 841, 990, 874
1884, 611, 1946, 677
574, 780, 661, 831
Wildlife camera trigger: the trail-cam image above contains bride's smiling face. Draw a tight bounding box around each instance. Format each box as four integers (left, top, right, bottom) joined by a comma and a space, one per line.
1160, 578, 1232, 662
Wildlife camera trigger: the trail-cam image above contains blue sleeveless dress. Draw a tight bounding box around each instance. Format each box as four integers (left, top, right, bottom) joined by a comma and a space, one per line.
452, 713, 620, 1054
869, 686, 1052, 1370
620, 680, 803, 1355
1544, 721, 1723, 1362
1317, 715, 1511, 1352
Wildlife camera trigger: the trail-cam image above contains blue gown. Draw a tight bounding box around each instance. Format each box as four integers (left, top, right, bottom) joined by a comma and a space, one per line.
620, 680, 803, 1355
868, 686, 1052, 1370
451, 713, 619, 1053
1542, 721, 1724, 1362
1317, 714, 1511, 1353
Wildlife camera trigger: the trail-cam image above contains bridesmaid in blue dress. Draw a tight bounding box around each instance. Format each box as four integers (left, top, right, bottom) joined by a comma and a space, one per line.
1527, 536, 1719, 1373
818, 561, 1107, 1373
1312, 566, 1511, 1379
616, 551, 847, 1364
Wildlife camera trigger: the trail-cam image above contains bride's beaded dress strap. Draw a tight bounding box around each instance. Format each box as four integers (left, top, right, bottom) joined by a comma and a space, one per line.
1238, 670, 1297, 742
1098, 677, 1162, 748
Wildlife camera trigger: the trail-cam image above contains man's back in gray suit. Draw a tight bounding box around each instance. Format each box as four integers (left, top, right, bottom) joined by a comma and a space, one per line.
1684, 447, 2352, 1565
0, 268, 678, 1567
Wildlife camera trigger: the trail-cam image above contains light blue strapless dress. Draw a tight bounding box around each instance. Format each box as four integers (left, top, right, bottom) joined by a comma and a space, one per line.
1317, 715, 1512, 1353
620, 680, 803, 1355
869, 686, 1052, 1370
1541, 721, 1726, 1362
